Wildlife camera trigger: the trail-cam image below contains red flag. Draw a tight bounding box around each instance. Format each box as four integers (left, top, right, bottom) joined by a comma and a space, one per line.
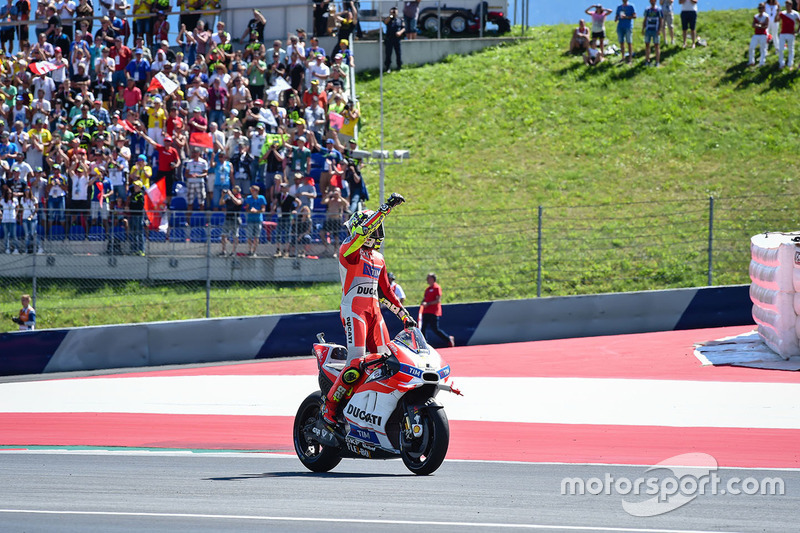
145, 179, 168, 231
29, 61, 65, 76
119, 119, 138, 134
147, 72, 179, 94
189, 132, 214, 149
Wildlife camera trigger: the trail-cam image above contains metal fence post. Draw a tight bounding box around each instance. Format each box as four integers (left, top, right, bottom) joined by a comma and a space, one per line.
206, 220, 211, 318
437, 3, 441, 40
708, 196, 714, 286
537, 205, 542, 297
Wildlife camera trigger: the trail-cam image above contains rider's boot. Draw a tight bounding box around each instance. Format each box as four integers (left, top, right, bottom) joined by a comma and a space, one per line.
313, 357, 371, 446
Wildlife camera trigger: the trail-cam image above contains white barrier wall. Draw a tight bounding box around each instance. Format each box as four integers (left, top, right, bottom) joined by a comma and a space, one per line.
750, 232, 800, 358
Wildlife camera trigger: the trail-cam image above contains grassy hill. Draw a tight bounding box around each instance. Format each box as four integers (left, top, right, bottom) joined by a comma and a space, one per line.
5, 8, 800, 329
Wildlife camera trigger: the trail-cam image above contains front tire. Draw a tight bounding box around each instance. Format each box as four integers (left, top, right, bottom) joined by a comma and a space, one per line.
400, 406, 450, 475
293, 391, 342, 473
447, 13, 469, 35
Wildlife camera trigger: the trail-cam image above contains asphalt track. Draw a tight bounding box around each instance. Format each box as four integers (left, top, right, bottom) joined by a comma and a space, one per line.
1, 325, 799, 532
0, 451, 798, 533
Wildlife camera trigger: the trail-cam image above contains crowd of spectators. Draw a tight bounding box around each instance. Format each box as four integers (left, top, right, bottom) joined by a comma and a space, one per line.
0, 1, 368, 257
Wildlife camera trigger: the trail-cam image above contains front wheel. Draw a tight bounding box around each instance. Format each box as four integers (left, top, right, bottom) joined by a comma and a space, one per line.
293, 391, 342, 473
400, 405, 450, 475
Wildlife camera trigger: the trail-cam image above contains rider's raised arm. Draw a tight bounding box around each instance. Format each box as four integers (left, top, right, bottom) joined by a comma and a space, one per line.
341, 193, 405, 257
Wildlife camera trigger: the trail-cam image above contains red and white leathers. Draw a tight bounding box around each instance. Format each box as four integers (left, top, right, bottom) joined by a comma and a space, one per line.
322, 205, 413, 426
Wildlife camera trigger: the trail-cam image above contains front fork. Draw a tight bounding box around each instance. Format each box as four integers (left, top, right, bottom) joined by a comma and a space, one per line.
401, 397, 442, 446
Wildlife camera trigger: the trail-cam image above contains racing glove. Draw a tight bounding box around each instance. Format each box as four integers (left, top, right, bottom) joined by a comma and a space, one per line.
11, 317, 22, 325
379, 193, 405, 213
403, 314, 417, 329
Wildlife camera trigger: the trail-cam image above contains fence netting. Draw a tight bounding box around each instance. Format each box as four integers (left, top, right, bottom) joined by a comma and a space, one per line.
2, 194, 796, 331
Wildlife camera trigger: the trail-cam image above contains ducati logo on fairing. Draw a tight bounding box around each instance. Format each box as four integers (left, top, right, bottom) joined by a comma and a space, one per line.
346, 404, 383, 425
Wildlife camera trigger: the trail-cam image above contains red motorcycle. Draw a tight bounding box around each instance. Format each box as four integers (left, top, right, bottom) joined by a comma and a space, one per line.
293, 327, 461, 475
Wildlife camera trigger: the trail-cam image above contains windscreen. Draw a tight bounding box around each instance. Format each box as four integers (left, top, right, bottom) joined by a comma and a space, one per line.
393, 327, 429, 354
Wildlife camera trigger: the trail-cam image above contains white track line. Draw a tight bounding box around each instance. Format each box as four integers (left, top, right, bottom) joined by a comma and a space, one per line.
1, 375, 800, 429
0, 509, 745, 532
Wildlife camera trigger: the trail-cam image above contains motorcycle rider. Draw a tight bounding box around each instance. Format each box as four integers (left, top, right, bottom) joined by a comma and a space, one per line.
314, 192, 417, 446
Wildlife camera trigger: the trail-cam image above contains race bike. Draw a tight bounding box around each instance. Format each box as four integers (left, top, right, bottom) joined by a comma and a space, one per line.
293, 327, 461, 475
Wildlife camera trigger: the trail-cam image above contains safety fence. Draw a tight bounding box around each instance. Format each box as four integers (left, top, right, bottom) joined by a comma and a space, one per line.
0, 193, 791, 331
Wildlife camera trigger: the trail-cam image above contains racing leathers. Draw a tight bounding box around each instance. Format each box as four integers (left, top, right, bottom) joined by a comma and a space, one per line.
320, 197, 415, 434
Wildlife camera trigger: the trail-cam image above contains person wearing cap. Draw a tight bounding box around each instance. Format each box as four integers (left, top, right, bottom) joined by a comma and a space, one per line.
230, 139, 254, 191
145, 95, 166, 149
388, 272, 407, 304
130, 153, 152, 189
152, 9, 169, 47
286, 135, 311, 181
384, 6, 405, 72
126, 46, 151, 91
127, 179, 146, 255
302, 80, 327, 112
305, 35, 325, 59
108, 6, 131, 46
308, 52, 330, 88
188, 105, 208, 134
242, 184, 266, 257
183, 146, 208, 211
110, 36, 132, 88
248, 122, 267, 182
28, 119, 51, 173
304, 95, 326, 142
0, 130, 19, 167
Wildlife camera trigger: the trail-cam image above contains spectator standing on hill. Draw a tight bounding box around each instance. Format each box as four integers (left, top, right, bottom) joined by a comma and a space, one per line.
642, 0, 663, 66
660, 0, 675, 45
384, 6, 404, 72
219, 185, 242, 256
243, 184, 266, 257
615, 0, 637, 63
404, 0, 421, 40
777, 0, 800, 68
421, 272, 455, 348
586, 4, 613, 54
570, 19, 591, 53
11, 294, 35, 330
388, 272, 406, 305
766, 0, 780, 50
679, 0, 698, 48
750, 3, 770, 67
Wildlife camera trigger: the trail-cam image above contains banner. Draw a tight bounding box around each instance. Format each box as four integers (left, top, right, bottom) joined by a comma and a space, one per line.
29, 61, 65, 76
266, 77, 291, 103
189, 132, 214, 149
328, 112, 344, 131
147, 72, 179, 95
144, 179, 168, 231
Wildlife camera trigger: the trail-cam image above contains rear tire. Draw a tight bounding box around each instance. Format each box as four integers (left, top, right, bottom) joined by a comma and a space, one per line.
447, 13, 469, 35
497, 18, 511, 34
419, 13, 440, 35
293, 391, 342, 473
400, 406, 450, 475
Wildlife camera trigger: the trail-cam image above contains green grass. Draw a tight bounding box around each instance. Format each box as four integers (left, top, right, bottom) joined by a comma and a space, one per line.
4, 9, 800, 331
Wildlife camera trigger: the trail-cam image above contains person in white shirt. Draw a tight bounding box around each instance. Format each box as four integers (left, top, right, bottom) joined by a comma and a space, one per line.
777, 0, 800, 68
750, 3, 770, 66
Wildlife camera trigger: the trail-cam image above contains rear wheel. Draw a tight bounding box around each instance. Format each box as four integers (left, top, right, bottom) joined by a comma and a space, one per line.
497, 18, 511, 34
419, 13, 440, 35
448, 13, 469, 35
400, 406, 450, 475
293, 391, 342, 473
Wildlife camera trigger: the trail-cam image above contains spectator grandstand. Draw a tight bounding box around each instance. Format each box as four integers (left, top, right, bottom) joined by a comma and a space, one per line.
0, 0, 365, 259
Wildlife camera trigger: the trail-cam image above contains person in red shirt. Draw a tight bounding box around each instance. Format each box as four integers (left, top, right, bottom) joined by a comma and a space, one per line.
140, 127, 181, 202
110, 36, 132, 88
777, 0, 800, 68
165, 105, 184, 138
123, 78, 142, 113
421, 272, 455, 348
314, 193, 416, 446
